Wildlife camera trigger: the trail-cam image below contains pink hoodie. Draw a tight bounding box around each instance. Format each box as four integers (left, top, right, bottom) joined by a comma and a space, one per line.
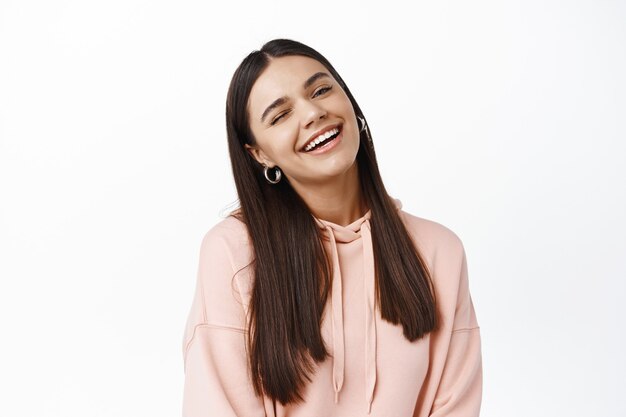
182, 198, 482, 416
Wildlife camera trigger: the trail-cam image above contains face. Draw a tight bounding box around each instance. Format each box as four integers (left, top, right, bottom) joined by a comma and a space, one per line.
246, 55, 360, 187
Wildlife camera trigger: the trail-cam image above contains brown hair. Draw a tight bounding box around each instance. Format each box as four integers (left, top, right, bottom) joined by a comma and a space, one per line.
225, 38, 437, 406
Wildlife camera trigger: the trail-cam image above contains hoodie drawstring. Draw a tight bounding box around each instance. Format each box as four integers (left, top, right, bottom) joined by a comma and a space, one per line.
361, 219, 377, 414
324, 222, 345, 404
319, 216, 378, 414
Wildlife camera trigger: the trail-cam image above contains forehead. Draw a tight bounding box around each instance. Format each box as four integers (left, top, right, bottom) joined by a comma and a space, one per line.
247, 55, 331, 117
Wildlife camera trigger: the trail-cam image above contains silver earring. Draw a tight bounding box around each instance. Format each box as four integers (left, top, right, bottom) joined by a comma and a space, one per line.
357, 116, 366, 132
263, 164, 282, 184
357, 116, 372, 142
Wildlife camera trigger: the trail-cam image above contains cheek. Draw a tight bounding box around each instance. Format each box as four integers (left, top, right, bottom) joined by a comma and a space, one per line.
336, 90, 355, 113
266, 126, 300, 156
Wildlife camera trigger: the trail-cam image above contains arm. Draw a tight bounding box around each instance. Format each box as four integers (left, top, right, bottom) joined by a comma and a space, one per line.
181, 225, 267, 417
429, 244, 483, 417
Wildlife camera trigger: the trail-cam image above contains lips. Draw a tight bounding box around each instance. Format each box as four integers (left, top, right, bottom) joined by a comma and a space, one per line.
299, 123, 342, 152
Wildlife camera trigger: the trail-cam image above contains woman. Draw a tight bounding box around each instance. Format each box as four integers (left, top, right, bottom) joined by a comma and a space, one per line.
182, 38, 482, 417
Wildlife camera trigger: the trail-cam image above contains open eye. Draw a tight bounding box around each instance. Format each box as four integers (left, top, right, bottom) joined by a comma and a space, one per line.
313, 86, 332, 98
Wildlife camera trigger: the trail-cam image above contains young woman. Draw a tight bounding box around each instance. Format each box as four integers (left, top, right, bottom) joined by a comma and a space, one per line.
182, 39, 482, 417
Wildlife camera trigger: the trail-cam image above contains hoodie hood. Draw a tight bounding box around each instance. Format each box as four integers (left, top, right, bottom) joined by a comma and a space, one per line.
312, 197, 403, 414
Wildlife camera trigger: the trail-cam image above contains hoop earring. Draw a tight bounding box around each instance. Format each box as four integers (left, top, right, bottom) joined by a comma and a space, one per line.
357, 116, 366, 132
357, 115, 372, 143
263, 164, 282, 184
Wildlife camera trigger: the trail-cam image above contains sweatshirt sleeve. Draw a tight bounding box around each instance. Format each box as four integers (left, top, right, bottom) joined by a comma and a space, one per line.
181, 224, 267, 417
429, 243, 483, 417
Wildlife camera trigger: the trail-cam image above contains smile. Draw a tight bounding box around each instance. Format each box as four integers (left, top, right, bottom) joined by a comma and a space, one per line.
301, 124, 342, 152
301, 128, 343, 154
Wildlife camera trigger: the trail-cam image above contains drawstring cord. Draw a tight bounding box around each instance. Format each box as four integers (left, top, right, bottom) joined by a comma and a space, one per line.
322, 218, 378, 414
324, 222, 345, 404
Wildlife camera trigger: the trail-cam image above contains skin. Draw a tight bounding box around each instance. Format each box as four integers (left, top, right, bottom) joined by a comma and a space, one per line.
245, 55, 368, 226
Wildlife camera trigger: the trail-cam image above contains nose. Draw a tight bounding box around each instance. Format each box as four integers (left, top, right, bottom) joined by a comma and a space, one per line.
301, 98, 327, 129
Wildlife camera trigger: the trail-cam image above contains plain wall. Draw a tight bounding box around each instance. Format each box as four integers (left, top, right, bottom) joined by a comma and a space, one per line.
1, 0, 624, 416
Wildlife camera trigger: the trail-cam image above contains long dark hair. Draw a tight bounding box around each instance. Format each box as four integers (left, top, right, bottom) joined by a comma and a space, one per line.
225, 38, 437, 406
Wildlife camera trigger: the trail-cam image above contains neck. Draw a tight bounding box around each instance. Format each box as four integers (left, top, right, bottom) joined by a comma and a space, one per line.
289, 161, 368, 226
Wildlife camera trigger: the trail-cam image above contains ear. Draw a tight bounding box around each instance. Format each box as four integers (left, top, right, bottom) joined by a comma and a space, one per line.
244, 144, 276, 167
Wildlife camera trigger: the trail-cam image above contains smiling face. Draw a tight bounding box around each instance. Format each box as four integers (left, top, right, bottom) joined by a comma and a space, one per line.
245, 55, 361, 188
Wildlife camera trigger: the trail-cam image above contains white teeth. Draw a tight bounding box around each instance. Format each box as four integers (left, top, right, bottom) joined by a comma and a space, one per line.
304, 127, 339, 151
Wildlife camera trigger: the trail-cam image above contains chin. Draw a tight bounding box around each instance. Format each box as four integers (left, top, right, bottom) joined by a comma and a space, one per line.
317, 154, 359, 179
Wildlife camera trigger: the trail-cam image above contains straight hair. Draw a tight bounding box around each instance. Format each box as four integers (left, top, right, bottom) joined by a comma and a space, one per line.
225, 38, 438, 407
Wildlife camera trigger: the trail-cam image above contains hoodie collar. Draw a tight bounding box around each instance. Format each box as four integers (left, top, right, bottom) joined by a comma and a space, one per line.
312, 197, 402, 414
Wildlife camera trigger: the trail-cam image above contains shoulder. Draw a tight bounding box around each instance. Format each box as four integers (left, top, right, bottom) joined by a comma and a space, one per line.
187, 214, 254, 333
198, 215, 254, 274
396, 207, 475, 331
397, 208, 466, 262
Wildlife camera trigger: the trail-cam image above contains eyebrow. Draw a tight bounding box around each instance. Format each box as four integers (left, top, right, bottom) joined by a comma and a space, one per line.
260, 71, 331, 123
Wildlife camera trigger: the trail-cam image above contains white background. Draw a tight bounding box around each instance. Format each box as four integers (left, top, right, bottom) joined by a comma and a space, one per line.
1, 0, 624, 416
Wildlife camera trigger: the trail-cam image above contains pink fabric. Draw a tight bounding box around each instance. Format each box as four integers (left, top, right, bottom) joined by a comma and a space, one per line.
182, 198, 482, 417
